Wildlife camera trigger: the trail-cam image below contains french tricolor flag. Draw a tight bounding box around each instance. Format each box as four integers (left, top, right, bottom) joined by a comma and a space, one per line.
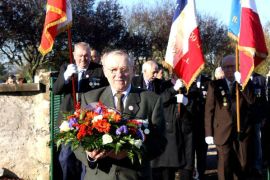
165, 0, 204, 91
238, 0, 268, 88
228, 0, 268, 88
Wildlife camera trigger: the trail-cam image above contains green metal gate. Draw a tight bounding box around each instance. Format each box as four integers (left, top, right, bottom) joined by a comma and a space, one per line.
49, 72, 63, 180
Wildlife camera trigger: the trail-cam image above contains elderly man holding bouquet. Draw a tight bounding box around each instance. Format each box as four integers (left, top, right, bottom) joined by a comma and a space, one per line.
72, 50, 166, 180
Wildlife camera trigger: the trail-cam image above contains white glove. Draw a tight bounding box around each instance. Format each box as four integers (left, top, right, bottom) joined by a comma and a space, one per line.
173, 79, 183, 91
64, 64, 77, 81
234, 71, 241, 84
205, 136, 214, 145
175, 94, 188, 106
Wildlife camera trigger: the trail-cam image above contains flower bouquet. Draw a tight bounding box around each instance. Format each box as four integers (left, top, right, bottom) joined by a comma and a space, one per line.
56, 102, 149, 164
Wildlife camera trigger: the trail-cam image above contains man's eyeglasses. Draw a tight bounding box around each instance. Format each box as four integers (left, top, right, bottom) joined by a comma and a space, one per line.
222, 65, 235, 70
105, 67, 131, 75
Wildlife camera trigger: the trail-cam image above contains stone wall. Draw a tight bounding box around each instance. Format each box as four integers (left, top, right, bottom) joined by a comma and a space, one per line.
0, 71, 51, 180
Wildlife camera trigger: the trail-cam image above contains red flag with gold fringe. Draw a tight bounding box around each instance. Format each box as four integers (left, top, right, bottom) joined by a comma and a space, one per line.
38, 0, 72, 56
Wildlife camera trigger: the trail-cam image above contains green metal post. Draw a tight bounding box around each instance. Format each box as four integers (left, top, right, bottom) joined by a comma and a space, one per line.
267, 167, 269, 180
50, 77, 54, 180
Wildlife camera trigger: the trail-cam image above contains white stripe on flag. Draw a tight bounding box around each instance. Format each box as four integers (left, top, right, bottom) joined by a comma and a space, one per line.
165, 0, 198, 67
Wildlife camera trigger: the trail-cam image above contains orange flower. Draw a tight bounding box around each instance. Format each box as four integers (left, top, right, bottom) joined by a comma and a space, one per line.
112, 113, 121, 123
93, 120, 111, 133
86, 111, 95, 119
102, 113, 108, 119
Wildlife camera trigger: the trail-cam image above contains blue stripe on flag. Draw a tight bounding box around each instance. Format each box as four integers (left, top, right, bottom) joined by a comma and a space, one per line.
228, 0, 241, 39
173, 0, 188, 21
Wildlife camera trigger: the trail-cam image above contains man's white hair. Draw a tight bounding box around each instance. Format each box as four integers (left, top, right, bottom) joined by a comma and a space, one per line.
101, 50, 134, 67
142, 60, 158, 74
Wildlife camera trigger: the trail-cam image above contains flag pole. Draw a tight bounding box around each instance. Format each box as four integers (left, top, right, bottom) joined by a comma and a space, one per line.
67, 28, 77, 109
178, 89, 181, 113
235, 45, 241, 135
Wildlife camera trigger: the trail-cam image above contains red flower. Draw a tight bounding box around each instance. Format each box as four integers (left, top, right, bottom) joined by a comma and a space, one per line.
77, 124, 87, 140
93, 120, 111, 133
127, 120, 141, 127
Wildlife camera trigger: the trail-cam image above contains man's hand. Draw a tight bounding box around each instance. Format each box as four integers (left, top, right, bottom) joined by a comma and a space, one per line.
64, 64, 77, 81
175, 94, 188, 106
86, 149, 107, 162
205, 136, 214, 145
173, 79, 184, 91
234, 71, 241, 84
86, 149, 128, 162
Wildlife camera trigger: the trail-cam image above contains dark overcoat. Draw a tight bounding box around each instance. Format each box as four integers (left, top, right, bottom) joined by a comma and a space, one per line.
53, 62, 108, 115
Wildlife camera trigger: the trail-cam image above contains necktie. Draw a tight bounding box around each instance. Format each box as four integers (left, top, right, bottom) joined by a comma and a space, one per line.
229, 82, 233, 94
115, 93, 124, 113
78, 71, 85, 92
147, 81, 153, 91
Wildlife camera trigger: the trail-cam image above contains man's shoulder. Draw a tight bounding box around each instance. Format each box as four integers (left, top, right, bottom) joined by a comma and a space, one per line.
132, 75, 143, 82
83, 86, 107, 96
210, 79, 225, 87
153, 78, 163, 85
59, 62, 69, 71
132, 86, 160, 99
87, 62, 103, 72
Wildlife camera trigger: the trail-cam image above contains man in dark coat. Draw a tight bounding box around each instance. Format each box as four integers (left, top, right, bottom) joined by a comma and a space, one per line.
151, 77, 192, 180
262, 74, 270, 168
74, 50, 166, 180
132, 60, 163, 94
189, 74, 211, 180
204, 55, 255, 180
249, 72, 268, 176
53, 42, 108, 180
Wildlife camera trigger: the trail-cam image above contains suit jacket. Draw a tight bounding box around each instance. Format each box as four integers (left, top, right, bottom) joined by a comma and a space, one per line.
132, 75, 163, 94
53, 62, 108, 115
204, 79, 254, 145
74, 86, 166, 180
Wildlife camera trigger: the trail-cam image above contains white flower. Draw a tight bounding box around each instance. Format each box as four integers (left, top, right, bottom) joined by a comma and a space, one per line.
92, 115, 103, 122
108, 109, 114, 113
102, 134, 113, 145
59, 121, 71, 132
134, 139, 142, 149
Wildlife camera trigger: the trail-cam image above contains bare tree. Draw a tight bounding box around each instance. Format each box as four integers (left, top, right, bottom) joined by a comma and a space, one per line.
0, 0, 128, 81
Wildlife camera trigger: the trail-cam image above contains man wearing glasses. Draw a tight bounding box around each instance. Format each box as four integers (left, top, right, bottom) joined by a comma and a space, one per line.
204, 55, 255, 180
74, 50, 166, 180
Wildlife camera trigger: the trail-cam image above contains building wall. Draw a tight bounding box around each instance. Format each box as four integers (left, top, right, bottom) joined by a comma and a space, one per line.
0, 72, 51, 180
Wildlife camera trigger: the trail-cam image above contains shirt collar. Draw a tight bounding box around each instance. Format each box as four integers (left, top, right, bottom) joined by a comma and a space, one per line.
143, 75, 152, 85
77, 68, 87, 72
111, 84, 131, 97
225, 78, 234, 87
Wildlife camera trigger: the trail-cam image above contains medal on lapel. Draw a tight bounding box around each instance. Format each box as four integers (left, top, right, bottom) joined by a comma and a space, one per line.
220, 87, 228, 107
89, 77, 101, 88
223, 97, 228, 106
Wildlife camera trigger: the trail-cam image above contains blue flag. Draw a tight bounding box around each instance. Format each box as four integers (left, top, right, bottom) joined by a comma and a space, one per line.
228, 0, 241, 40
